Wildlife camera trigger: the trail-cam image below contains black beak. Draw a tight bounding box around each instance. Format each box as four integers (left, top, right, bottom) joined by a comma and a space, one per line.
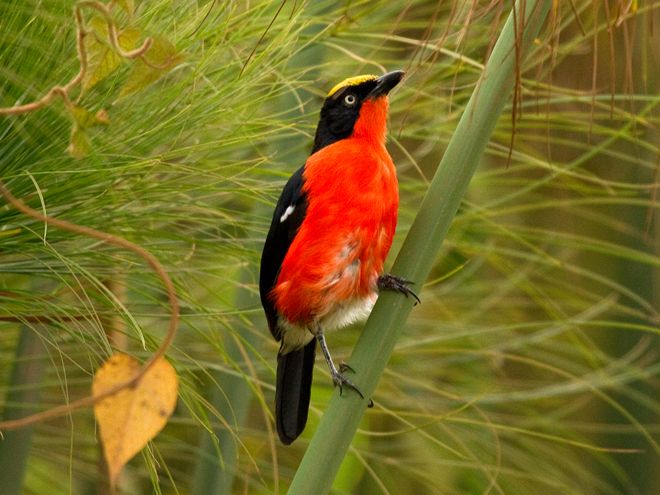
367, 70, 405, 99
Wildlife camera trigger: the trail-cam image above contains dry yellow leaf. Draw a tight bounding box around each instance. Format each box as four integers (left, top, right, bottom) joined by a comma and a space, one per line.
93, 353, 178, 488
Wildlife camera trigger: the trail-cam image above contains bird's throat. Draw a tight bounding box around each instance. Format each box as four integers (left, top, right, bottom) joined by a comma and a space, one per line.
352, 97, 389, 147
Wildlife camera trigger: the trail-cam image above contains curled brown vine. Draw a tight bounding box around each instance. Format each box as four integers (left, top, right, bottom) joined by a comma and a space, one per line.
0, 181, 179, 431
0, 0, 152, 117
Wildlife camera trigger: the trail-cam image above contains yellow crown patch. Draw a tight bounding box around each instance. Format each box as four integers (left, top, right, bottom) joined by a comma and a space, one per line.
327, 74, 378, 97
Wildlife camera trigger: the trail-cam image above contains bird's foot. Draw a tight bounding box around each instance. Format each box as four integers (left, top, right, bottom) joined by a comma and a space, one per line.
337, 362, 373, 407
378, 273, 420, 304
330, 367, 364, 399
316, 328, 371, 404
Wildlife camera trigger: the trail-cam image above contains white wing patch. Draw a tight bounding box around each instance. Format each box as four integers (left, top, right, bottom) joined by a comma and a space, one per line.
279, 205, 295, 223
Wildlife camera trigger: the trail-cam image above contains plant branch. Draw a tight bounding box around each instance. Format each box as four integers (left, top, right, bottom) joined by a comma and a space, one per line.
77, 1, 153, 59
0, 1, 152, 117
0, 180, 179, 431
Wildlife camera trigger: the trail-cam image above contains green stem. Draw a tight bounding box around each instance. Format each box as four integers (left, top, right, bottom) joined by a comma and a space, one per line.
287, 1, 552, 493
0, 326, 47, 495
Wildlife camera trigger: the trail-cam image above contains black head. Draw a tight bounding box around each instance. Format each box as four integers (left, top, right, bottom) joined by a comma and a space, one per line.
311, 70, 404, 153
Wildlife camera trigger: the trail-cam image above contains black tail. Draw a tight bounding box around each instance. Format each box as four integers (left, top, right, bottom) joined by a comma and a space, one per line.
275, 339, 316, 445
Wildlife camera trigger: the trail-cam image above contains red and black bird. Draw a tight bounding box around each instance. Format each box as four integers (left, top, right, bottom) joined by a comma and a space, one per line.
259, 70, 417, 445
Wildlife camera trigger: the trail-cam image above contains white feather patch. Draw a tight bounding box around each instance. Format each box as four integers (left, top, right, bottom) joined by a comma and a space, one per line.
279, 205, 295, 223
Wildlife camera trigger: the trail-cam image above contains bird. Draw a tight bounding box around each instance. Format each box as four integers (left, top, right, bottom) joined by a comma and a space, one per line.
259, 70, 418, 445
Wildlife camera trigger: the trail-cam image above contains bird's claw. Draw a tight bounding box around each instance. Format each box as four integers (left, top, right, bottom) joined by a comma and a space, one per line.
337, 363, 374, 406
339, 361, 356, 374
331, 370, 364, 399
377, 273, 421, 305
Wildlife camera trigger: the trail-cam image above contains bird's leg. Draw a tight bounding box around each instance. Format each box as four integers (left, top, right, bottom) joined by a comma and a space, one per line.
377, 273, 420, 304
314, 326, 364, 399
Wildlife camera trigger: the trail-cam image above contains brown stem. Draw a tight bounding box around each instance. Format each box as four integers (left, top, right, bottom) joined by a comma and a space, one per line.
0, 1, 152, 117
76, 1, 152, 59
0, 6, 86, 116
0, 180, 179, 431
0, 86, 73, 116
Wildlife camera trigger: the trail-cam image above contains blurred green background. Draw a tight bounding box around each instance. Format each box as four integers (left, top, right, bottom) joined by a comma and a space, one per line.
0, 1, 658, 494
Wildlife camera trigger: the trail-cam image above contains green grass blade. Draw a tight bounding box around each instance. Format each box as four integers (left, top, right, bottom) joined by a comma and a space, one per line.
287, 1, 553, 493
191, 267, 259, 495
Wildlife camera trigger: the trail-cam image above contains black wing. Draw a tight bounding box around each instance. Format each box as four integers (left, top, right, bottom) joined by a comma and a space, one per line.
259, 166, 308, 341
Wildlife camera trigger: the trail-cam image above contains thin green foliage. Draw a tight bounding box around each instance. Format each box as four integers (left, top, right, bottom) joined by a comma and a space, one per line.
1, 0, 658, 494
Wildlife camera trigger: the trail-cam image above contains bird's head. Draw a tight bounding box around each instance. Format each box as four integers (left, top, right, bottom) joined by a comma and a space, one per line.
312, 70, 404, 153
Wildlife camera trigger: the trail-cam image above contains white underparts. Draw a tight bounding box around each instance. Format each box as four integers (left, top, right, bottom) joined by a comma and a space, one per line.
279, 294, 377, 354
280, 205, 295, 223
321, 294, 377, 331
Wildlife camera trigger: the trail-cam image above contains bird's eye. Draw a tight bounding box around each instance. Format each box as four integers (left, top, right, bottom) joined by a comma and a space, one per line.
344, 94, 356, 106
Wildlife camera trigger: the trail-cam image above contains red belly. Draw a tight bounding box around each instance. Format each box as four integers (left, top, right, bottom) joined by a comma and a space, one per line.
272, 138, 398, 328
273, 226, 391, 326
